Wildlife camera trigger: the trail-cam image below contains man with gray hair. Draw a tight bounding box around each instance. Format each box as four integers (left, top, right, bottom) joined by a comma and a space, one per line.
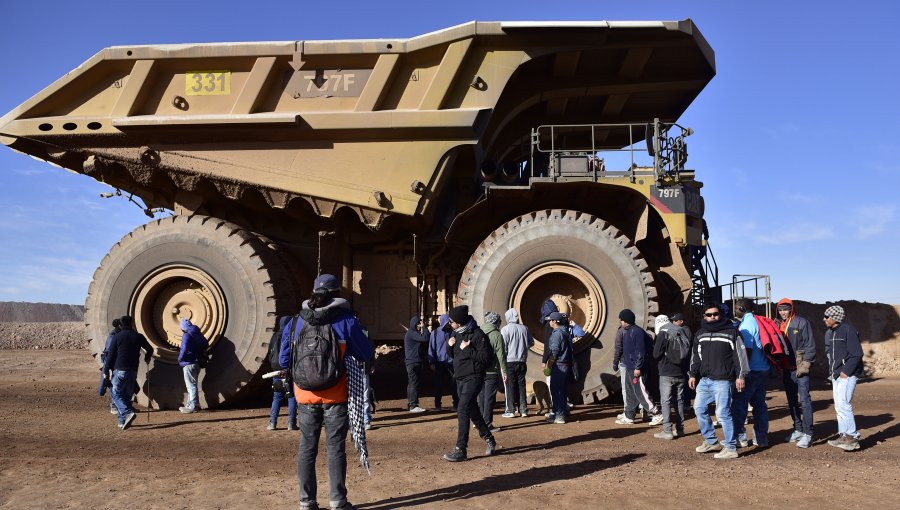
479, 311, 507, 432
501, 308, 534, 418
824, 305, 864, 451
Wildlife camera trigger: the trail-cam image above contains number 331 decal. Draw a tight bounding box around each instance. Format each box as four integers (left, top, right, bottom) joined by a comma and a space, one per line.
185, 71, 230, 95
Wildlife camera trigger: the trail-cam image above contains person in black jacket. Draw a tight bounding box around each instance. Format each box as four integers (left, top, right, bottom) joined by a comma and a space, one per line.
776, 298, 816, 448
441, 305, 497, 462
102, 315, 153, 430
823, 305, 864, 451
652, 315, 688, 439
404, 315, 429, 413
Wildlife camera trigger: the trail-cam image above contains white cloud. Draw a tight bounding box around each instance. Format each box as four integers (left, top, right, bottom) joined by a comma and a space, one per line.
853, 204, 897, 239
748, 223, 834, 245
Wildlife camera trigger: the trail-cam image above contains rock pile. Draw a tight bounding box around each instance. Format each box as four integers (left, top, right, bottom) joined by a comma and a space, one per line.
0, 322, 87, 349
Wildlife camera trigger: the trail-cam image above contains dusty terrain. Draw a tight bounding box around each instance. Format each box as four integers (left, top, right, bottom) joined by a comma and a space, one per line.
2, 349, 899, 510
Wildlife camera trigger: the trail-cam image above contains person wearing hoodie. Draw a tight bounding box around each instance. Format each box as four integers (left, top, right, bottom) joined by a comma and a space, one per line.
442, 305, 497, 462
776, 298, 816, 448
279, 274, 374, 510
501, 308, 534, 417
539, 298, 559, 351
428, 314, 458, 411
543, 311, 573, 424
731, 299, 770, 448
823, 305, 864, 452
178, 318, 209, 414
479, 312, 508, 431
689, 303, 749, 460
611, 324, 634, 421
615, 309, 663, 426
651, 315, 688, 439
404, 315, 429, 413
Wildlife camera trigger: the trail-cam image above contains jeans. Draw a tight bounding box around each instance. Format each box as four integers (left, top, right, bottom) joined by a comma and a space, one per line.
433, 363, 458, 409
182, 363, 200, 410
478, 373, 501, 426
550, 364, 569, 418
111, 369, 137, 424
298, 403, 349, 508
783, 370, 813, 435
659, 375, 686, 433
619, 362, 632, 412
270, 382, 297, 426
694, 378, 736, 450
732, 370, 769, 444
456, 376, 492, 450
362, 373, 373, 424
504, 361, 527, 413
832, 375, 860, 439
406, 362, 425, 408
624, 368, 658, 419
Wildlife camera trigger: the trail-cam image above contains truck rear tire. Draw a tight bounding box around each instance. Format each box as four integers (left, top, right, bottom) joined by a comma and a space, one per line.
458, 209, 658, 403
85, 215, 294, 409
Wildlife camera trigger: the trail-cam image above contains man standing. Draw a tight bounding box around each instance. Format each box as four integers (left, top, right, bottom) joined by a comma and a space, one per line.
543, 311, 572, 424
178, 318, 208, 414
404, 316, 429, 413
479, 312, 507, 431
689, 303, 749, 459
442, 305, 497, 462
611, 324, 633, 421
671, 313, 691, 340
615, 309, 663, 426
99, 318, 122, 414
776, 298, 816, 448
280, 274, 373, 510
501, 308, 534, 418
823, 305, 864, 452
103, 315, 153, 430
428, 314, 458, 411
651, 315, 688, 439
731, 299, 770, 448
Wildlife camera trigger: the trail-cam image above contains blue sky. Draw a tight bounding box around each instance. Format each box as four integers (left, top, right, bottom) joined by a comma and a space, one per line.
1, 0, 898, 305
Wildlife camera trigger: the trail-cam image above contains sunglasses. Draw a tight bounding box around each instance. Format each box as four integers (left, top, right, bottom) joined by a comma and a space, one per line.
704, 312, 720, 317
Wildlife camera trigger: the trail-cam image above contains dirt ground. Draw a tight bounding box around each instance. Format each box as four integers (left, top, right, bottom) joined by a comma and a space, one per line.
2, 350, 900, 510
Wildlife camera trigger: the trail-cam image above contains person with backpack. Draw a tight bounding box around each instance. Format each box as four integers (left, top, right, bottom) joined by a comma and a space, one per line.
651, 315, 689, 439
442, 305, 497, 462
178, 318, 209, 414
823, 305, 864, 452
776, 298, 816, 448
615, 309, 663, 426
428, 314, 458, 411
267, 316, 297, 431
278, 274, 374, 510
730, 299, 770, 448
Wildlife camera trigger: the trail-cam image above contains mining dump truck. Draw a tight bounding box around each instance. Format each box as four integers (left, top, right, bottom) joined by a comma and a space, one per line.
0, 20, 716, 409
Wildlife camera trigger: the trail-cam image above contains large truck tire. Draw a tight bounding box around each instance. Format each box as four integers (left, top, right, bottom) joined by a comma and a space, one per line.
458, 209, 658, 403
85, 215, 294, 409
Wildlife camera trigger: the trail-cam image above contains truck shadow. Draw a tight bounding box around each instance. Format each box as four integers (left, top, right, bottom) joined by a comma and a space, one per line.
356, 453, 643, 509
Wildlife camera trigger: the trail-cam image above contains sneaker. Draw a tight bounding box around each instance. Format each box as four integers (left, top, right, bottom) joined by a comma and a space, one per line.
654, 431, 674, 440
713, 448, 739, 459
827, 434, 847, 448
837, 437, 861, 451
796, 434, 812, 449
179, 406, 198, 414
364, 423, 372, 431
649, 414, 664, 426
786, 430, 803, 443
544, 412, 554, 418
674, 427, 685, 438
331, 502, 356, 510
299, 502, 320, 510
615, 416, 635, 425
267, 422, 276, 431
520, 409, 528, 417
737, 437, 750, 448
617, 412, 627, 420
485, 437, 497, 456
288, 422, 299, 431
121, 412, 136, 431
409, 406, 426, 413
554, 416, 566, 424
110, 406, 118, 415
753, 438, 769, 448
501, 412, 515, 418
695, 441, 723, 453
442, 447, 467, 462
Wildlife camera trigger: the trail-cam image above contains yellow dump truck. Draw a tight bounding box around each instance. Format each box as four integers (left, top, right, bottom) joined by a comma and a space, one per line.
0, 20, 716, 408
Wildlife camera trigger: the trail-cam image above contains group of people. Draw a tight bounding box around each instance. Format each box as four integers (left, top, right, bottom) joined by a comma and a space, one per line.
613, 298, 865, 460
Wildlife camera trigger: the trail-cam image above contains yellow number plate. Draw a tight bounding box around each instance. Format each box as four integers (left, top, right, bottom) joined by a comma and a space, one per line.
185, 70, 231, 96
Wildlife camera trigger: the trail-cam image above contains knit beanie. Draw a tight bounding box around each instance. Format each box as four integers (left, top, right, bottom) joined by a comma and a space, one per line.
654, 315, 670, 335
449, 305, 469, 325
824, 305, 845, 323
484, 311, 501, 326
618, 309, 636, 325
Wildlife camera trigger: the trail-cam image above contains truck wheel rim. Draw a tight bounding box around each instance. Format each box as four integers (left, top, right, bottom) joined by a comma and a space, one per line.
130, 265, 225, 361
509, 261, 606, 355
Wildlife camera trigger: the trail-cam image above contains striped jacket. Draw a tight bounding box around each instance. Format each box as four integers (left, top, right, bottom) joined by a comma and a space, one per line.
688, 326, 749, 381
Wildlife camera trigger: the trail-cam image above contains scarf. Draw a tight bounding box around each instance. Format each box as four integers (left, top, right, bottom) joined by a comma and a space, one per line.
344, 355, 370, 475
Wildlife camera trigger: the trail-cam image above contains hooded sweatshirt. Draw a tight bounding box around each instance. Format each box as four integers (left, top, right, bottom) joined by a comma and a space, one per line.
775, 298, 816, 363
652, 316, 688, 377
449, 316, 493, 381
688, 316, 749, 381
481, 319, 508, 376
621, 323, 651, 371
428, 314, 453, 365
501, 308, 534, 363
178, 320, 209, 367
404, 316, 429, 365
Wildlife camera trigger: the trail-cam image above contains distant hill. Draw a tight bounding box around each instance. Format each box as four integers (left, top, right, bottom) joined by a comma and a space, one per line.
0, 302, 84, 322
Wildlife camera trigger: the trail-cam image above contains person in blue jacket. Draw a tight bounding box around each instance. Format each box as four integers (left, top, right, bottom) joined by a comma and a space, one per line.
428, 314, 458, 411
178, 318, 208, 414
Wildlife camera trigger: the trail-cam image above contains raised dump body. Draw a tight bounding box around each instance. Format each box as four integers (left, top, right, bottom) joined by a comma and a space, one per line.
0, 20, 716, 408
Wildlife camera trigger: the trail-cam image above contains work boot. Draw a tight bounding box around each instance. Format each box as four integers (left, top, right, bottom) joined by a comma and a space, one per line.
442, 447, 467, 462
485, 437, 497, 456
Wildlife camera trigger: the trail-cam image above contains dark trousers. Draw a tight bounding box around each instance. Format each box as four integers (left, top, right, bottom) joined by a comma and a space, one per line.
298, 403, 348, 509
406, 362, 425, 408
456, 376, 492, 450
550, 364, 570, 417
783, 370, 814, 435
624, 368, 658, 419
732, 370, 769, 444
505, 361, 527, 413
477, 373, 501, 426
433, 363, 458, 409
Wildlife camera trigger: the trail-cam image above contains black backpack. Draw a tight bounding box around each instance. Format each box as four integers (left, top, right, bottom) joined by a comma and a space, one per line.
290, 311, 343, 391
666, 327, 692, 364
267, 318, 288, 370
